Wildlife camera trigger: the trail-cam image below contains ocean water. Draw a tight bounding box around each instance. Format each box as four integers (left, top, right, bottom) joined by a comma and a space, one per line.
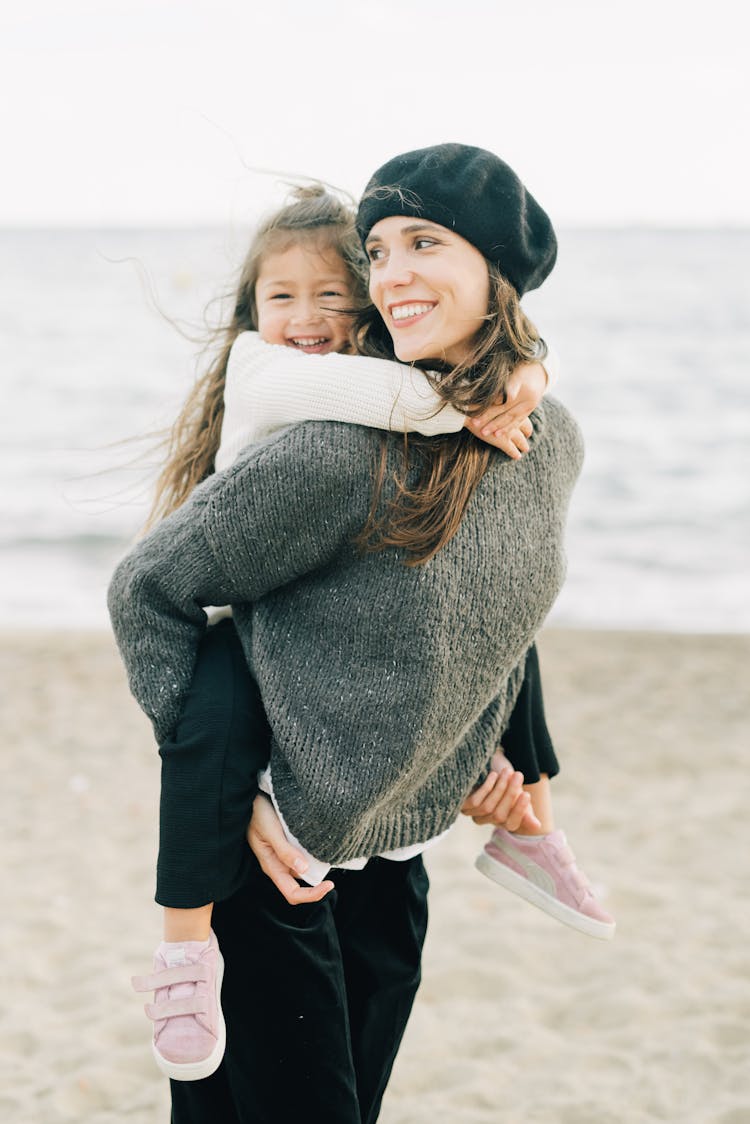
2, 228, 748, 632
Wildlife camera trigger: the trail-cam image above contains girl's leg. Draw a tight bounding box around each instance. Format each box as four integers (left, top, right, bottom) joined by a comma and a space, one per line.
171, 854, 362, 1124
156, 618, 272, 913
515, 773, 555, 834
501, 642, 559, 785
499, 642, 559, 833
135, 620, 273, 1083
478, 645, 615, 938
162, 904, 212, 942
336, 857, 430, 1124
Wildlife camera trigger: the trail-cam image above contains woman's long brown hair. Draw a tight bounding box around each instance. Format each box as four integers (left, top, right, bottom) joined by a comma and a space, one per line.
144, 184, 367, 530
353, 265, 546, 566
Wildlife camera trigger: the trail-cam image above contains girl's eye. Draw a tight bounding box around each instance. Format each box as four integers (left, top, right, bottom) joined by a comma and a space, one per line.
269, 293, 291, 301
321, 290, 345, 298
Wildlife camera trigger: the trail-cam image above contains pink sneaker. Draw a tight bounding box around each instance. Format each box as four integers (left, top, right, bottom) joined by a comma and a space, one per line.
131, 930, 226, 1081
475, 828, 616, 940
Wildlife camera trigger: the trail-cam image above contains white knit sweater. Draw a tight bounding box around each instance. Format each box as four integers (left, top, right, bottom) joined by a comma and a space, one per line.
215, 332, 559, 471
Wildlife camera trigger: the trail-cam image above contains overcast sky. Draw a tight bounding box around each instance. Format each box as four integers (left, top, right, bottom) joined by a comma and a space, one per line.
2, 0, 747, 228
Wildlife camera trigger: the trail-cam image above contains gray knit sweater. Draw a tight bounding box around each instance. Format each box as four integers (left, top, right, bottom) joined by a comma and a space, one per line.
108, 397, 582, 864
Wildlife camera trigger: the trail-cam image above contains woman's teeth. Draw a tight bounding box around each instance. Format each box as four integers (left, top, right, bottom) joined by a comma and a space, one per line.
391, 303, 434, 322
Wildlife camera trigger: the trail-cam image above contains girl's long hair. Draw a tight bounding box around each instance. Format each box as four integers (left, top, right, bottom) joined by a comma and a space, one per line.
353, 264, 546, 566
144, 184, 368, 529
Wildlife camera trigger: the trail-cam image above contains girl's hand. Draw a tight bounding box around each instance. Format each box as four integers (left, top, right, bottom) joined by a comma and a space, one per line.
460, 761, 541, 832
246, 794, 334, 905
464, 360, 548, 459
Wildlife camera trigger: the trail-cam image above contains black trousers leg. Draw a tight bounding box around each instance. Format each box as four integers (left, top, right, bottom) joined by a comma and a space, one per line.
156, 619, 271, 908
336, 857, 430, 1124
170, 854, 429, 1124
501, 642, 559, 783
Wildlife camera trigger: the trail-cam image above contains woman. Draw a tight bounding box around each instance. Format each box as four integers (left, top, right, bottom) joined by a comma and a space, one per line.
109, 143, 583, 1123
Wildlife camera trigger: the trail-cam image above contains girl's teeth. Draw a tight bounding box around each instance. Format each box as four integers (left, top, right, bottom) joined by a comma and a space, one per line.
293, 338, 327, 346
391, 303, 434, 322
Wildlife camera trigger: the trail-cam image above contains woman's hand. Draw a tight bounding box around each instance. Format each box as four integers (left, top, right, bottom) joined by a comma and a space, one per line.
463, 360, 548, 459
246, 794, 335, 905
461, 758, 541, 831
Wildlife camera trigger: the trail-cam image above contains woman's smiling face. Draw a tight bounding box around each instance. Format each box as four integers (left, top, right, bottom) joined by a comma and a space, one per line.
365, 216, 489, 366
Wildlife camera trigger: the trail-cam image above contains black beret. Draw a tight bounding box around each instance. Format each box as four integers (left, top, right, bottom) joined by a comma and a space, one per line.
356, 143, 557, 296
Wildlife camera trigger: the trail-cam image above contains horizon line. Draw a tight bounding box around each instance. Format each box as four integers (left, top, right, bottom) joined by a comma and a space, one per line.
2, 222, 749, 235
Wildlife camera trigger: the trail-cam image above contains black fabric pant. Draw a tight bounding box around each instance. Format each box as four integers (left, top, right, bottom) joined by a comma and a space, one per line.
502, 642, 559, 784
169, 852, 429, 1124
156, 625, 555, 1119
156, 619, 271, 907
155, 621, 558, 909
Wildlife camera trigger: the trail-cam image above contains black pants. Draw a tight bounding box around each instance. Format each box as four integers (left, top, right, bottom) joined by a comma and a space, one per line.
502, 642, 559, 784
156, 621, 558, 909
170, 852, 429, 1124
157, 626, 554, 1119
156, 619, 271, 907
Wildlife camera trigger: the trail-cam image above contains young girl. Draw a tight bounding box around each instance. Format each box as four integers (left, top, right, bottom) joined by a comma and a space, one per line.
128, 183, 613, 1085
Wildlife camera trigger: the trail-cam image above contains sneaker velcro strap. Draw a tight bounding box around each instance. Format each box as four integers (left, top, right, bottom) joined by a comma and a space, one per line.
554, 843, 574, 861
144, 995, 209, 1021
132, 963, 210, 992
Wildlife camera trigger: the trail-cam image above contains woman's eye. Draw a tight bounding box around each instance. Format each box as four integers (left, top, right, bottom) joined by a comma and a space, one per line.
414, 238, 437, 250
367, 247, 384, 262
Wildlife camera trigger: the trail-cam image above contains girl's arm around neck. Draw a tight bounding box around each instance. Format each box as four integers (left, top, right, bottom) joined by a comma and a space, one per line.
218, 332, 561, 471
462, 338, 562, 456
215, 332, 465, 472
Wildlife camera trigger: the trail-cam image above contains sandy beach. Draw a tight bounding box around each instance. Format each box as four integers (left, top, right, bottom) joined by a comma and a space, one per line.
2, 628, 749, 1124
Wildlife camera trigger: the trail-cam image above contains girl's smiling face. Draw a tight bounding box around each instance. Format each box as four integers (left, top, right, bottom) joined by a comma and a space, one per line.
365, 217, 489, 366
255, 241, 355, 355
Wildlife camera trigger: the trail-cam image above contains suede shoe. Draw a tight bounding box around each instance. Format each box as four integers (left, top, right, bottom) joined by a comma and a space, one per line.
475, 828, 615, 940
131, 930, 225, 1080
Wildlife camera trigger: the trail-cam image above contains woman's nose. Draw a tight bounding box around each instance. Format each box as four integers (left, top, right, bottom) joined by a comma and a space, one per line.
377, 251, 414, 289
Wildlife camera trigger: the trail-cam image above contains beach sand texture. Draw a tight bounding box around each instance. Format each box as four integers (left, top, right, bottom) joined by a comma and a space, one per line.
2, 629, 749, 1123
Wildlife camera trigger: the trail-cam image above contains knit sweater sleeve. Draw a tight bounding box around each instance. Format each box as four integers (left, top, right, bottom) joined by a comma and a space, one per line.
215, 331, 465, 471
108, 422, 371, 742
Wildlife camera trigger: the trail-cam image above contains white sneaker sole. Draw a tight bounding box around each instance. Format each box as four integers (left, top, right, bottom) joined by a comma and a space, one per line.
475, 851, 616, 941
152, 950, 227, 1081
